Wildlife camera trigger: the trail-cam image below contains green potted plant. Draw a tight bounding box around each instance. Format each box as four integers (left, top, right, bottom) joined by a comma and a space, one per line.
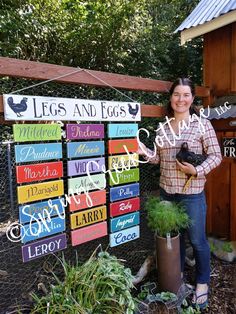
145, 197, 190, 294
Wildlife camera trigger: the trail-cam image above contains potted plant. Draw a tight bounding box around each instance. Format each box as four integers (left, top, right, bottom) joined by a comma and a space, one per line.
145, 197, 190, 294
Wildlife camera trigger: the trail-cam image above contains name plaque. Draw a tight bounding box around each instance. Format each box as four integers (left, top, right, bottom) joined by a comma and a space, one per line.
110, 212, 140, 232
21, 215, 65, 244
110, 183, 140, 202
13, 124, 61, 142
4, 94, 141, 121
108, 139, 138, 154
109, 168, 139, 186
67, 157, 105, 177
110, 225, 140, 247
66, 124, 104, 140
22, 233, 67, 262
110, 197, 140, 217
68, 173, 106, 194
19, 198, 65, 224
15, 143, 62, 163
17, 179, 64, 203
16, 161, 63, 183
108, 123, 138, 138
70, 205, 107, 229
67, 141, 104, 158
71, 221, 107, 246
108, 153, 138, 170
223, 137, 236, 157
69, 190, 106, 212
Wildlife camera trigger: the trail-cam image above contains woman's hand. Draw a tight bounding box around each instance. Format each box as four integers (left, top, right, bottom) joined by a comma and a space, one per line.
137, 142, 148, 156
176, 159, 197, 176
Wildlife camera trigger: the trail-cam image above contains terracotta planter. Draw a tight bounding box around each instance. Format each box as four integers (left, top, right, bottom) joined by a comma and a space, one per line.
155, 233, 181, 294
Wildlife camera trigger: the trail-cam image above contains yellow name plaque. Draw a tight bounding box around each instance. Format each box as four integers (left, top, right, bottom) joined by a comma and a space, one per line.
108, 153, 139, 170
17, 180, 64, 204
70, 205, 107, 229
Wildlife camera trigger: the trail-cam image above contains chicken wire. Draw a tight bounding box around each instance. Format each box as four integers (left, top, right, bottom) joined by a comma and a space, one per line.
0, 77, 163, 312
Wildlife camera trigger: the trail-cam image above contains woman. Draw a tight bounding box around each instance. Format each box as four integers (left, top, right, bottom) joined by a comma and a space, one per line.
138, 77, 222, 309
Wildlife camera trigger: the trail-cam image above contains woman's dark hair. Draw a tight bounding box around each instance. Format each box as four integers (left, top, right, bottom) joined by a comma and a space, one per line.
166, 77, 197, 117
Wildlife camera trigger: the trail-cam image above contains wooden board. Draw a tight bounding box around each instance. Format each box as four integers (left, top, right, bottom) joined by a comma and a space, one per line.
110, 225, 139, 247
66, 124, 104, 140
108, 139, 138, 154
71, 221, 107, 246
17, 180, 64, 203
70, 205, 107, 229
13, 124, 61, 142
16, 161, 63, 183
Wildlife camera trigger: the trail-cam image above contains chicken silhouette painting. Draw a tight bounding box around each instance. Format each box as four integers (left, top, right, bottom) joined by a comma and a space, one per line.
7, 97, 28, 117
176, 142, 207, 192
128, 103, 139, 118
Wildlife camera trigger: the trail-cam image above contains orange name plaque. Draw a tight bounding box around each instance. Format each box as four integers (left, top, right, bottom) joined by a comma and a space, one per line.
108, 139, 138, 155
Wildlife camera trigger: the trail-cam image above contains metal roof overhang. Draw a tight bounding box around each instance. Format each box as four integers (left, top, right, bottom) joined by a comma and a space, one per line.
180, 10, 236, 45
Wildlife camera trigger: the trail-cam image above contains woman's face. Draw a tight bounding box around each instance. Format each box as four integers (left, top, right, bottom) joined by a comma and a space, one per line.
170, 84, 194, 115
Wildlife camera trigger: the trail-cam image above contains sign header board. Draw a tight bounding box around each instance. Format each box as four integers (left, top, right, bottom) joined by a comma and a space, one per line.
3, 94, 141, 121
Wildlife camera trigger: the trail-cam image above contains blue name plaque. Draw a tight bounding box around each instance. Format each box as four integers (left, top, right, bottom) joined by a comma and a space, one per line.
110, 183, 140, 202
67, 141, 104, 158
110, 212, 140, 232
15, 143, 62, 163
21, 216, 65, 244
108, 124, 138, 138
19, 198, 65, 224
109, 225, 140, 247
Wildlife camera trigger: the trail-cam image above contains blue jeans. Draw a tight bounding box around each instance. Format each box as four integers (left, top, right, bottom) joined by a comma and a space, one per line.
159, 187, 210, 284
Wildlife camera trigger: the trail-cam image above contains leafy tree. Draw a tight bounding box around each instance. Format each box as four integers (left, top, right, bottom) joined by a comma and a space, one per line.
0, 0, 203, 83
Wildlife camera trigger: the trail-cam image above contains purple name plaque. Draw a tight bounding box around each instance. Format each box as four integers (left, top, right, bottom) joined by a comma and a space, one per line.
66, 124, 104, 140
67, 157, 105, 176
22, 233, 67, 262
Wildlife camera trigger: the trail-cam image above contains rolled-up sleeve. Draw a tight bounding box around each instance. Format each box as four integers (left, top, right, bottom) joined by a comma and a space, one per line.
195, 119, 222, 177
143, 145, 160, 164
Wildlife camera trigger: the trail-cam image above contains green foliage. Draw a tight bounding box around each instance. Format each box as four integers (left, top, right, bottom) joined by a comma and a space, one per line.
145, 197, 190, 237
31, 251, 136, 314
222, 242, 233, 253
0, 0, 203, 83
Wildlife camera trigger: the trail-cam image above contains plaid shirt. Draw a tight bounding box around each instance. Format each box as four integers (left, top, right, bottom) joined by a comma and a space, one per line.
144, 117, 222, 194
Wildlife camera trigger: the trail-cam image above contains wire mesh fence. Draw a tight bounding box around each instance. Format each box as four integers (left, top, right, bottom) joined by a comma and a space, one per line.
0, 77, 164, 312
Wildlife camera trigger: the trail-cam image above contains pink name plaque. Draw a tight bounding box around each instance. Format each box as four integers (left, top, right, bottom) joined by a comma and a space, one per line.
71, 221, 107, 246
66, 124, 104, 140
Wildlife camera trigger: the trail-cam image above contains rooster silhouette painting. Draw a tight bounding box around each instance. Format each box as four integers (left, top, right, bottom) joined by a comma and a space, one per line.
128, 103, 139, 119
7, 96, 28, 117
176, 142, 207, 192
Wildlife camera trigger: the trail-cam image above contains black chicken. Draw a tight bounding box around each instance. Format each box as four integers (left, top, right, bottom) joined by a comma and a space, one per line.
176, 142, 207, 192
128, 103, 139, 118
176, 142, 207, 167
7, 97, 28, 117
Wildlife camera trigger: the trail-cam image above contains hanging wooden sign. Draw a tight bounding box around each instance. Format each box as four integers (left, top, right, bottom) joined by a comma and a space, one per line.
109, 168, 139, 186
69, 190, 106, 212
3, 94, 141, 121
19, 198, 65, 224
15, 143, 62, 163
13, 124, 61, 142
108, 139, 138, 154
110, 197, 140, 217
16, 161, 63, 183
110, 212, 140, 232
22, 233, 67, 262
71, 221, 107, 246
110, 183, 140, 202
108, 153, 138, 170
67, 157, 105, 177
17, 179, 64, 203
70, 205, 107, 229
223, 138, 236, 157
110, 225, 140, 247
66, 124, 104, 140
67, 141, 104, 158
21, 215, 65, 244
68, 173, 106, 194
108, 123, 138, 138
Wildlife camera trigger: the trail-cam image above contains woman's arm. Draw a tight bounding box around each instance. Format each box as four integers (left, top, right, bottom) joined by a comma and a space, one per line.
195, 119, 222, 177
137, 142, 160, 164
